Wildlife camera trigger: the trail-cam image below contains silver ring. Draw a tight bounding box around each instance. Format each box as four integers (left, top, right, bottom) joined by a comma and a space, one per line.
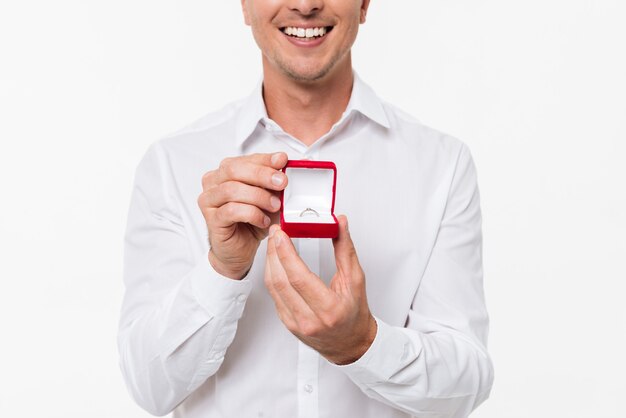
299, 207, 319, 217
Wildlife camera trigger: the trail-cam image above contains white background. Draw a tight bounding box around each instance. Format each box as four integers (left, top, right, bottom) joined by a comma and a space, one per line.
1, 1, 624, 417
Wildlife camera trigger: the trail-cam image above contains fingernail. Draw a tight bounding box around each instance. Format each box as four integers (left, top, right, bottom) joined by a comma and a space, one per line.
263, 216, 271, 227
274, 230, 283, 247
269, 224, 279, 238
344, 217, 349, 233
270, 195, 281, 210
271, 153, 282, 166
271, 173, 284, 186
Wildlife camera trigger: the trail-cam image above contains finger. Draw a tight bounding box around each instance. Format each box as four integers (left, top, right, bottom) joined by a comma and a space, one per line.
268, 210, 281, 226
217, 155, 288, 191
244, 152, 289, 170
272, 227, 333, 311
332, 215, 363, 283
264, 250, 297, 329
202, 152, 288, 190
201, 170, 218, 190
266, 226, 317, 319
203, 181, 282, 213
213, 202, 271, 229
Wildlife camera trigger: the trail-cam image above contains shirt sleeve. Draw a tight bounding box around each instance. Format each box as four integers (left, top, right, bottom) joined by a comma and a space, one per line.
335, 144, 494, 417
117, 142, 252, 416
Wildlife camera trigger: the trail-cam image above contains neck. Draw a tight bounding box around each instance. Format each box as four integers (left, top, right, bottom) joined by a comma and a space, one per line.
262, 58, 354, 147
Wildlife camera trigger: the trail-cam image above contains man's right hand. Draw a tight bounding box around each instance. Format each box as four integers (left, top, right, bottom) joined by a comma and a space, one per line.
197, 152, 289, 280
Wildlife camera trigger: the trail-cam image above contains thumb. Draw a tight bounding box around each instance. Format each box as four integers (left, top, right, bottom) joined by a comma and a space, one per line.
332, 215, 359, 276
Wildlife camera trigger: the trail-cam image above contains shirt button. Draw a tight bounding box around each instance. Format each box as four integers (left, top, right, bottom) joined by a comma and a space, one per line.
237, 294, 247, 303
303, 384, 313, 393
209, 350, 226, 361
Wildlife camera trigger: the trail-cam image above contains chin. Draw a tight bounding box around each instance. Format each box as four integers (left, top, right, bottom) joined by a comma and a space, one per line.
281, 63, 334, 83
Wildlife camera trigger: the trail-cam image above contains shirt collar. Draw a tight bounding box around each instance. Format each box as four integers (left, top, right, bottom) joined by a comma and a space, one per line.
234, 77, 268, 149
345, 70, 390, 130
234, 70, 390, 149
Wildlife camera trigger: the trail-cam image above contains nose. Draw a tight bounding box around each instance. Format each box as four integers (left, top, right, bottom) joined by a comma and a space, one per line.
288, 0, 324, 15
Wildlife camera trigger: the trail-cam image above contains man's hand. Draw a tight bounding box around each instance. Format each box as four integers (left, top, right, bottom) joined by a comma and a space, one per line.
264, 215, 377, 365
198, 152, 289, 280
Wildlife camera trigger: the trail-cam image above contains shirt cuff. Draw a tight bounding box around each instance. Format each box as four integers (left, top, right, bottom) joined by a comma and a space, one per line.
334, 316, 423, 386
159, 257, 253, 358
189, 256, 253, 320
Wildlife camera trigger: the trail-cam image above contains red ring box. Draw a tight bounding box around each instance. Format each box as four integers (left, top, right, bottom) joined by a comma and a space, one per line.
279, 160, 339, 239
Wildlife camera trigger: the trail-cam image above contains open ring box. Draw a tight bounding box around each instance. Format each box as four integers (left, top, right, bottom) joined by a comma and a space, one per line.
279, 160, 339, 239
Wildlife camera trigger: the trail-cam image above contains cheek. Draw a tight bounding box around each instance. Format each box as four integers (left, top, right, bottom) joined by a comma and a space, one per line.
339, 21, 361, 49
249, 20, 274, 50
249, 12, 280, 44
336, 6, 363, 41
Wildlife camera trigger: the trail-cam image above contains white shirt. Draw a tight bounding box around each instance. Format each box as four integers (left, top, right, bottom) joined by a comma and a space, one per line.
118, 72, 494, 418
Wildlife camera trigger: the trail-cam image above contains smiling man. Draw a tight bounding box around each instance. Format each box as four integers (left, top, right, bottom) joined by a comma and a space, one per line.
118, 1, 494, 417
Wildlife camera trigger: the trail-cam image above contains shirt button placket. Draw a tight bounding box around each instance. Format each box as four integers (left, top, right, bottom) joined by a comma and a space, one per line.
297, 342, 319, 417
296, 235, 321, 418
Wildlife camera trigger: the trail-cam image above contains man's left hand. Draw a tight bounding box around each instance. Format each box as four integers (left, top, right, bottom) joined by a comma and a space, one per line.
264, 215, 377, 365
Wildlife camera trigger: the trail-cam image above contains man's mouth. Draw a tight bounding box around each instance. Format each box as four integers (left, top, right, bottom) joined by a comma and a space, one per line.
280, 26, 334, 40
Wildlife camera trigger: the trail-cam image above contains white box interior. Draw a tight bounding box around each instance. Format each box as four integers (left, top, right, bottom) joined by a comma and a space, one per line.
283, 167, 335, 224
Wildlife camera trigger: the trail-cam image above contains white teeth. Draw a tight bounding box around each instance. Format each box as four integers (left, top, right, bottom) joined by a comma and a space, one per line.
282, 26, 329, 39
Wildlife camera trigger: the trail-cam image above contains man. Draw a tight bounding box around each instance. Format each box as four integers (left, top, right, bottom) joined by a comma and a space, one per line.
118, 0, 494, 417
